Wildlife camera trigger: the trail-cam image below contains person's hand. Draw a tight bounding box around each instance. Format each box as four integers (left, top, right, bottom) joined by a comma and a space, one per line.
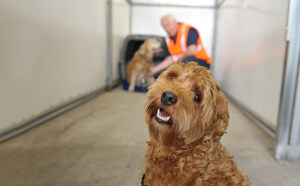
147, 68, 154, 77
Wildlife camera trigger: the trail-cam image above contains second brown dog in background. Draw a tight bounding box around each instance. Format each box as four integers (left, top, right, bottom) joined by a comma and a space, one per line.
126, 39, 161, 92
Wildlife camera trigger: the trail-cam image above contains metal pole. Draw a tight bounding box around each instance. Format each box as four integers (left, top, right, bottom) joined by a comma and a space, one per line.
129, 0, 132, 34
275, 0, 300, 161
106, 0, 113, 90
211, 1, 220, 74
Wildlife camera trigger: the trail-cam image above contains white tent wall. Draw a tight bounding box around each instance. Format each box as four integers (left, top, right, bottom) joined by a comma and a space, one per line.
213, 0, 289, 131
0, 0, 130, 138
130, 5, 215, 57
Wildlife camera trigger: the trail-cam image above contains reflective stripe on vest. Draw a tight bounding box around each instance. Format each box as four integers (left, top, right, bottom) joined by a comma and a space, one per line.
172, 55, 183, 62
196, 45, 203, 52
180, 24, 187, 52
165, 37, 169, 47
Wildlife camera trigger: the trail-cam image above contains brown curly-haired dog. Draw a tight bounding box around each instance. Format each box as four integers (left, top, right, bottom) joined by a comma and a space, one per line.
142, 62, 250, 186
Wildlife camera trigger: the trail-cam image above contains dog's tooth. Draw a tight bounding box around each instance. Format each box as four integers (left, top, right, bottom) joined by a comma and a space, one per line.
164, 116, 170, 122
162, 116, 170, 122
158, 114, 166, 121
158, 115, 163, 120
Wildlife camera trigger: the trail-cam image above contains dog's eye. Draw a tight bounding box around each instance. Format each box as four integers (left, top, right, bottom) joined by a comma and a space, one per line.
194, 93, 201, 103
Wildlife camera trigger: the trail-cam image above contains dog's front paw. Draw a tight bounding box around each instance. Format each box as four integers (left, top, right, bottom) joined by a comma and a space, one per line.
128, 84, 134, 92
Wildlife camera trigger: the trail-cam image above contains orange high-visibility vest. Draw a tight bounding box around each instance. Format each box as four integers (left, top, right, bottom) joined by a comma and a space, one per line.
165, 23, 212, 64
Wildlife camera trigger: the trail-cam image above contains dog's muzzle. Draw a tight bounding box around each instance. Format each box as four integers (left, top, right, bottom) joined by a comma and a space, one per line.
161, 91, 177, 106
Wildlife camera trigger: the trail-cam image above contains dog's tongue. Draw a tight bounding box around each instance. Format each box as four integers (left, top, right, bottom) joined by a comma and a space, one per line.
156, 108, 171, 122
158, 109, 169, 117
153, 48, 163, 53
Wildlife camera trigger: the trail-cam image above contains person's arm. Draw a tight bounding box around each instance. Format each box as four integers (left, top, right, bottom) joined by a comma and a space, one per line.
177, 44, 197, 62
147, 56, 173, 76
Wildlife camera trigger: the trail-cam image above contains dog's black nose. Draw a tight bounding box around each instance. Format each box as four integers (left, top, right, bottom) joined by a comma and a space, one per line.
161, 91, 177, 105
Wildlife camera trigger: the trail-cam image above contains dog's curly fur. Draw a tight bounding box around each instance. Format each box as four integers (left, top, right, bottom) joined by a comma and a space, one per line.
142, 62, 250, 186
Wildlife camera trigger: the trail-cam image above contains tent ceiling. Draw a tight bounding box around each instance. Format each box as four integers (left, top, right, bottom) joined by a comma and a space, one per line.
129, 0, 216, 7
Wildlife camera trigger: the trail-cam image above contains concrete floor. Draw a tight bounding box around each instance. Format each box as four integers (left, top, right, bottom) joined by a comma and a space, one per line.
1, 86, 300, 186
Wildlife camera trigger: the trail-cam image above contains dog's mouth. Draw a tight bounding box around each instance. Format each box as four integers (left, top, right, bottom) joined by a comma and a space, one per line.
152, 47, 163, 53
155, 108, 172, 125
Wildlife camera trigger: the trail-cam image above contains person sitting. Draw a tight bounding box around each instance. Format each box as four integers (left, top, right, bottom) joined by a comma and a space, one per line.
148, 14, 212, 78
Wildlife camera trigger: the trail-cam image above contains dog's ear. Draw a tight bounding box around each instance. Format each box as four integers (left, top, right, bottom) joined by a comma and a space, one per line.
213, 88, 229, 139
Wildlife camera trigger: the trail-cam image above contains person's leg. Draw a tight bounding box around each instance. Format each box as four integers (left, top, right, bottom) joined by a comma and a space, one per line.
182, 56, 210, 70
154, 56, 210, 78
153, 71, 163, 79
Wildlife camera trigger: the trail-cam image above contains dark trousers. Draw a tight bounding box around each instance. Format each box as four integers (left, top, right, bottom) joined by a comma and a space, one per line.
154, 56, 210, 78
182, 56, 210, 70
